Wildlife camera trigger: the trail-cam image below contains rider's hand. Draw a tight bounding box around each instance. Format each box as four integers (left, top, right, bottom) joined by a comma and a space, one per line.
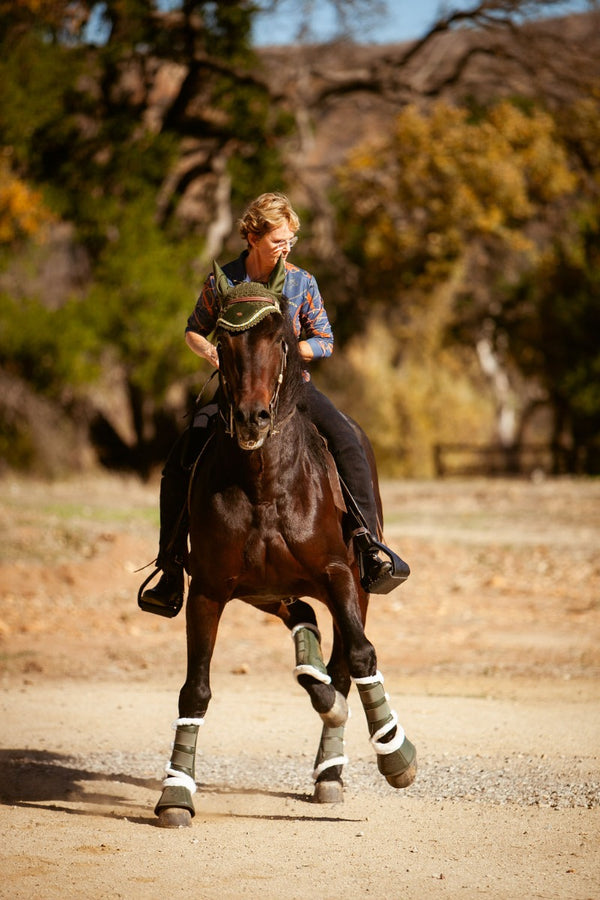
298, 340, 314, 362
205, 347, 219, 368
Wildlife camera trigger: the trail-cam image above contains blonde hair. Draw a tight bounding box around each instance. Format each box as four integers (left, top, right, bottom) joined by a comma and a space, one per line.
238, 192, 300, 244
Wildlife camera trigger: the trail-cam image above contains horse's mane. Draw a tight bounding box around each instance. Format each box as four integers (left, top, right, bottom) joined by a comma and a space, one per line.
278, 295, 305, 407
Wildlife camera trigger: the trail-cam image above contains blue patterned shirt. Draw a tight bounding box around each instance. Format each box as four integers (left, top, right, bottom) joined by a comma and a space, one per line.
185, 252, 334, 364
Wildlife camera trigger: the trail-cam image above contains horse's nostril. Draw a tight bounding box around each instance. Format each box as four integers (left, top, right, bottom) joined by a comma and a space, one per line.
258, 410, 271, 423
234, 410, 246, 425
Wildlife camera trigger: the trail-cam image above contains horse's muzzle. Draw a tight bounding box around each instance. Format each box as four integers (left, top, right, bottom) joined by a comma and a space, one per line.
233, 406, 272, 450
236, 430, 267, 451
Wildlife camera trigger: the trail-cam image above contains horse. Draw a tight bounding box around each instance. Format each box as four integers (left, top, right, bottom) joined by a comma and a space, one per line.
153, 261, 417, 827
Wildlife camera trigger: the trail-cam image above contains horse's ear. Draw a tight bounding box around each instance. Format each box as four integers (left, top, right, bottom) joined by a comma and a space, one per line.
212, 260, 230, 299
267, 255, 286, 297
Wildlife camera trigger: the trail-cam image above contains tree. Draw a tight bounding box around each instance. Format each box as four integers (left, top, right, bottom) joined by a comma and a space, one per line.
330, 97, 596, 468
1, 0, 598, 474
0, 0, 291, 471
496, 94, 600, 470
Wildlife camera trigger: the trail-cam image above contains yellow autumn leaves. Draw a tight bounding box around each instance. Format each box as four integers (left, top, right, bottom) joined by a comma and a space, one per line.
0, 156, 54, 245
338, 100, 576, 274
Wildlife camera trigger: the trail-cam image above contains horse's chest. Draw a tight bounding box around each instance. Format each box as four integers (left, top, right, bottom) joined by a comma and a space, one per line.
212, 492, 307, 576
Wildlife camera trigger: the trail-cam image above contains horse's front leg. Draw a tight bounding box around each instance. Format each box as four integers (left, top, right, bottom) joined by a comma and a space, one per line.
155, 585, 225, 828
310, 623, 352, 803
326, 565, 417, 791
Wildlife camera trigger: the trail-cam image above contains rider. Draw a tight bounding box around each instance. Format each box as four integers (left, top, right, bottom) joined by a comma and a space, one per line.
139, 192, 409, 615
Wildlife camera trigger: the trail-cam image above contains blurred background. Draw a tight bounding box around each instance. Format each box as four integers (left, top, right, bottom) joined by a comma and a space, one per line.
1, 0, 599, 481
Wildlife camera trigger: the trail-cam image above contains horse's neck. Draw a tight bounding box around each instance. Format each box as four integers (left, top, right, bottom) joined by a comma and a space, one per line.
220, 411, 307, 496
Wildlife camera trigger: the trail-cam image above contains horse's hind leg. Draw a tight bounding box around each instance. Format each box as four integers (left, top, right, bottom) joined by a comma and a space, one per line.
326, 570, 417, 791
354, 670, 417, 789
263, 599, 349, 803
284, 608, 347, 729
263, 598, 344, 724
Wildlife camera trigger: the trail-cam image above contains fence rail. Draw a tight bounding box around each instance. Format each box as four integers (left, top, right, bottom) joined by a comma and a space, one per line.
432, 443, 575, 477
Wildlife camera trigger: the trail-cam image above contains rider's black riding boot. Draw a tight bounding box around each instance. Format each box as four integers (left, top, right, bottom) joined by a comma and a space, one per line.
138, 415, 217, 617
138, 463, 189, 618
302, 385, 409, 594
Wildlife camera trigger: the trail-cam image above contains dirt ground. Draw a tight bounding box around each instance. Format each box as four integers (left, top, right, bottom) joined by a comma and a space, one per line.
0, 473, 598, 899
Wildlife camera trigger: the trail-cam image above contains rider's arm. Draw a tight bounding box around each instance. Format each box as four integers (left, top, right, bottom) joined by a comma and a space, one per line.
298, 274, 334, 361
185, 275, 220, 367
298, 340, 314, 361
185, 331, 219, 368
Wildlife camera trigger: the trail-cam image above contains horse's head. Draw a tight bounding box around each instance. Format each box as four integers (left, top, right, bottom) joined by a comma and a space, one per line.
213, 258, 295, 451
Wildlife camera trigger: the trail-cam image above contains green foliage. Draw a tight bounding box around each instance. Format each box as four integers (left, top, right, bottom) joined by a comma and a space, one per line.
0, 292, 102, 398
335, 100, 575, 292
0, 187, 198, 406
504, 206, 600, 449
85, 195, 199, 398
330, 95, 599, 471
0, 30, 86, 172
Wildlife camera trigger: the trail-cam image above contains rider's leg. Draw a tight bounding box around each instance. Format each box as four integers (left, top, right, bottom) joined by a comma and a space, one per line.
139, 407, 215, 615
302, 383, 409, 593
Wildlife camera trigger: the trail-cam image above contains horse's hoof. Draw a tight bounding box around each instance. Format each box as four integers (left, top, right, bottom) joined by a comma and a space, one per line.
154, 785, 195, 827
313, 779, 344, 804
156, 807, 193, 828
385, 759, 418, 789
319, 691, 348, 728
377, 737, 417, 790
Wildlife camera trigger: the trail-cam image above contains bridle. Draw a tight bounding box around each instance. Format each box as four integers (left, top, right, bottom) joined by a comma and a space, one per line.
217, 336, 290, 440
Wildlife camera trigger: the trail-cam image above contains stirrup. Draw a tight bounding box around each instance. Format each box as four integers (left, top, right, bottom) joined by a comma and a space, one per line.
137, 567, 184, 618
354, 532, 410, 594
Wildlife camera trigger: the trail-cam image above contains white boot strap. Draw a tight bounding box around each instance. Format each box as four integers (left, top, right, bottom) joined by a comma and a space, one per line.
313, 756, 349, 780
293, 664, 331, 685
163, 767, 197, 794
353, 670, 384, 686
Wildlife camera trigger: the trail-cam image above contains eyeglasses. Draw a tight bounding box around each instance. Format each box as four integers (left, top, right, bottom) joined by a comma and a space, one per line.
270, 235, 298, 251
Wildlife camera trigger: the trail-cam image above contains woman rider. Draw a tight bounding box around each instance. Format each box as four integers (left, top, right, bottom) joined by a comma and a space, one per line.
139, 192, 409, 614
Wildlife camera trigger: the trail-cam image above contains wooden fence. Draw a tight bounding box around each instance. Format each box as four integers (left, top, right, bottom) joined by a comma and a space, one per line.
432, 443, 575, 477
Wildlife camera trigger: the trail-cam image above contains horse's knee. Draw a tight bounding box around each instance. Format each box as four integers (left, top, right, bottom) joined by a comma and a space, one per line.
286, 598, 318, 629
347, 640, 377, 681
297, 675, 336, 714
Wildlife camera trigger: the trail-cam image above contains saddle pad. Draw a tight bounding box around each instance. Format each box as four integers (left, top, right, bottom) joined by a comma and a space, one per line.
312, 426, 347, 514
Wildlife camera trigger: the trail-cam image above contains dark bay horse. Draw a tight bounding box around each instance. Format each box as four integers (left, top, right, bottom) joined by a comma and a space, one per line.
153, 262, 416, 827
